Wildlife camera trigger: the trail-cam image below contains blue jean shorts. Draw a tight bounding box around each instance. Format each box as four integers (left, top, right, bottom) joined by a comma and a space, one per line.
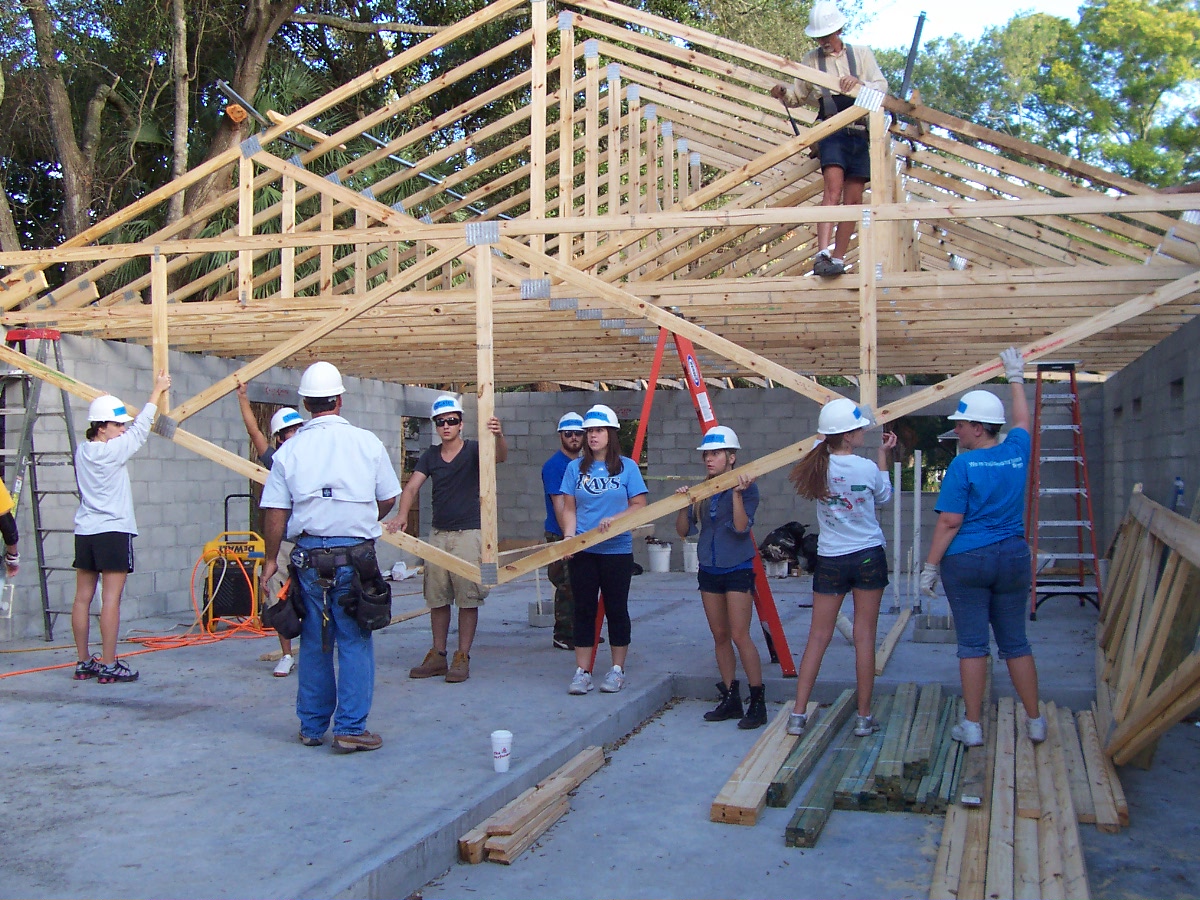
697, 566, 755, 594
813, 545, 888, 595
941, 536, 1032, 660
817, 127, 870, 180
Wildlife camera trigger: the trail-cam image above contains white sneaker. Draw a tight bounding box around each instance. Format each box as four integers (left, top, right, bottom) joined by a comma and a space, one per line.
951, 718, 984, 747
786, 712, 808, 736
273, 654, 295, 677
568, 668, 594, 695
599, 666, 626, 693
853, 714, 881, 737
1026, 715, 1047, 744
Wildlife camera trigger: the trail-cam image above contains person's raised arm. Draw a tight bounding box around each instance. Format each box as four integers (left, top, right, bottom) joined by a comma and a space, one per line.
488, 416, 508, 464
1000, 347, 1031, 433
147, 370, 171, 410
236, 381, 270, 457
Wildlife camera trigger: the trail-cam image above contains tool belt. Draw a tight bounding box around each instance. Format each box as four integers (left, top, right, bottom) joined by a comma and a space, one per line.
293, 540, 392, 633
262, 565, 304, 640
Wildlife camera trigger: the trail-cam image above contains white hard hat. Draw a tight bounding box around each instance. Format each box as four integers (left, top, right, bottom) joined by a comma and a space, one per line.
817, 398, 871, 435
269, 407, 303, 437
87, 394, 134, 424
431, 394, 464, 419
297, 361, 345, 397
557, 411, 585, 432
582, 404, 619, 429
805, 0, 847, 37
697, 425, 741, 451
948, 390, 1006, 425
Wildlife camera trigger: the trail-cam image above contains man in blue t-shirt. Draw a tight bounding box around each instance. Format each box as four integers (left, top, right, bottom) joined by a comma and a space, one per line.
541, 412, 584, 649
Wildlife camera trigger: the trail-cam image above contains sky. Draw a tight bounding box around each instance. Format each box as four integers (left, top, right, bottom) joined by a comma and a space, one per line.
851, 0, 1085, 51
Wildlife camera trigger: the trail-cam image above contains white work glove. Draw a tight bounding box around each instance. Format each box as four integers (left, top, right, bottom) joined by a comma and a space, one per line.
1000, 347, 1025, 383
919, 562, 940, 598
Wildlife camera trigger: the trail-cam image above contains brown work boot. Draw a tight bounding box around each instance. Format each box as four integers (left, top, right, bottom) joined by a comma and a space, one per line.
409, 648, 448, 679
445, 651, 470, 683
331, 731, 383, 752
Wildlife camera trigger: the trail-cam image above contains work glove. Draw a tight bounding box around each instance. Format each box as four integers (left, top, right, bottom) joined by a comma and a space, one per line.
919, 562, 940, 598
1000, 347, 1025, 383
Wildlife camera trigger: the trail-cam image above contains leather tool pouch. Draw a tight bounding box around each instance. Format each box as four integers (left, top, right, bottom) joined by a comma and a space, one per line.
331, 541, 392, 633
262, 564, 304, 639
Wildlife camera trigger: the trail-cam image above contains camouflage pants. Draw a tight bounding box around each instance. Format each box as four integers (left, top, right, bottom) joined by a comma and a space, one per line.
545, 531, 574, 644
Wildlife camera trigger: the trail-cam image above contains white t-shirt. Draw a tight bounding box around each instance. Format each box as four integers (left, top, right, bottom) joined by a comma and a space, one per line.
814, 453, 892, 557
73, 403, 156, 536
260, 415, 401, 540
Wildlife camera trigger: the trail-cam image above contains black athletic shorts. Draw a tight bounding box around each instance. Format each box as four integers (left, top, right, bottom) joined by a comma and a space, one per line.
74, 532, 135, 573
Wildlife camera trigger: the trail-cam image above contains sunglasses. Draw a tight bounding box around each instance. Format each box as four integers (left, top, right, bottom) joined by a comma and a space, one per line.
562, 430, 585, 437
434, 417, 462, 427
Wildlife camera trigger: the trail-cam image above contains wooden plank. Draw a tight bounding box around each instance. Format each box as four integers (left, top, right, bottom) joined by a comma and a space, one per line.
768, 689, 854, 808
905, 682, 942, 779
538, 745, 606, 791
458, 786, 537, 863
529, 0, 548, 262
1044, 703, 1090, 900
835, 694, 893, 810
875, 606, 912, 676
784, 721, 857, 848
916, 696, 955, 813
1012, 815, 1041, 900
930, 802, 970, 900
150, 251, 169, 412
1014, 706, 1041, 820
485, 796, 570, 864
1075, 709, 1121, 834
984, 697, 1016, 900
711, 705, 801, 825
1056, 707, 1095, 824
957, 699, 997, 900
875, 683, 917, 794
474, 246, 498, 583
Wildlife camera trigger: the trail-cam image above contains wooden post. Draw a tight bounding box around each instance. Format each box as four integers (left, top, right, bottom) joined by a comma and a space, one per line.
238, 156, 254, 305
859, 107, 886, 413
661, 121, 675, 211
583, 40, 600, 256
281, 172, 296, 296
474, 242, 498, 586
627, 84, 641, 216
606, 63, 621, 219
319, 192, 333, 292
530, 0, 548, 265
151, 250, 170, 412
354, 208, 368, 295
557, 11, 575, 261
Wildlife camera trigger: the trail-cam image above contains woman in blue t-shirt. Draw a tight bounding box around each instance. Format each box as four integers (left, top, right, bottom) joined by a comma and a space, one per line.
921, 348, 1046, 749
558, 405, 648, 695
674, 427, 766, 729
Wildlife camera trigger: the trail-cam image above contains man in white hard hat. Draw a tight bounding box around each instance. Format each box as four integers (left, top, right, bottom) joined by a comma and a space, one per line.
387, 394, 507, 683
236, 378, 304, 676
260, 362, 401, 752
542, 412, 585, 650
769, 0, 888, 278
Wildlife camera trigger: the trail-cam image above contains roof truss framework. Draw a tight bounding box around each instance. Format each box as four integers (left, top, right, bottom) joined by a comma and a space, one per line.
0, 0, 1197, 584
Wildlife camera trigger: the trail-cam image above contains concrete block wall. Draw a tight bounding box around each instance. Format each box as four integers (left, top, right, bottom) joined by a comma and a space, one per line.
1095, 314, 1200, 545
2, 336, 411, 641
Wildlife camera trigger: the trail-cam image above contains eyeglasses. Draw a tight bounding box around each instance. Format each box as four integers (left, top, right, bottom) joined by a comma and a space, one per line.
434, 417, 461, 427
562, 431, 584, 437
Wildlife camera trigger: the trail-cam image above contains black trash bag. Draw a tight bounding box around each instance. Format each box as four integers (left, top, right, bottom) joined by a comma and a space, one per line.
797, 533, 820, 574
757, 522, 809, 563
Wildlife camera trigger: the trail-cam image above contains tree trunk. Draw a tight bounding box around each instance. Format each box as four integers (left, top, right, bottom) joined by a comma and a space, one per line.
167, 0, 189, 224
183, 0, 302, 223
0, 68, 22, 252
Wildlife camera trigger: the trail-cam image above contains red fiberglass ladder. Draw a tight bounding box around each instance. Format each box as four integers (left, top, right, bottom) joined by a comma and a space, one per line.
589, 327, 796, 676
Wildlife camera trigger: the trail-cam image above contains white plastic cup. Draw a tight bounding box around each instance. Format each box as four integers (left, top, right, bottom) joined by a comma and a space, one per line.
491, 729, 513, 772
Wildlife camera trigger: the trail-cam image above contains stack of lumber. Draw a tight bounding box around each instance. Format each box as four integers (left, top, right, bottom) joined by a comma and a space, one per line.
785, 719, 858, 847
1096, 489, 1200, 768
457, 746, 605, 865
767, 689, 856, 808
930, 698, 1127, 900
711, 705, 804, 825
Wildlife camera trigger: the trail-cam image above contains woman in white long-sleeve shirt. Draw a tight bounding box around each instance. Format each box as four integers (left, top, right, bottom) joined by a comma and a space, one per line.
71, 371, 170, 684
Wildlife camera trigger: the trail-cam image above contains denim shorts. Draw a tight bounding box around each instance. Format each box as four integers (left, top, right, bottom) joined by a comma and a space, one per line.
697, 566, 755, 594
941, 536, 1032, 660
813, 545, 888, 595
817, 128, 870, 180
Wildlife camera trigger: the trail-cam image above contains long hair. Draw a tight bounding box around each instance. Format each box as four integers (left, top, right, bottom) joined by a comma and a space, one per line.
694, 449, 736, 522
582, 427, 623, 476
86, 422, 103, 441
788, 433, 851, 501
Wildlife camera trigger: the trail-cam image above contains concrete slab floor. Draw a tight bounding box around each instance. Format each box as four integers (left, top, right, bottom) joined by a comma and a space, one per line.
1, 570, 1186, 899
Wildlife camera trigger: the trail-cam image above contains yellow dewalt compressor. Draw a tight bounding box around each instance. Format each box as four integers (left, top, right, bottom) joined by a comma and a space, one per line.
201, 493, 267, 632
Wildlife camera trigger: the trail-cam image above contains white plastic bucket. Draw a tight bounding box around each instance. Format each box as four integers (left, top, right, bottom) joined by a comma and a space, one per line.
682, 541, 698, 574
647, 543, 672, 573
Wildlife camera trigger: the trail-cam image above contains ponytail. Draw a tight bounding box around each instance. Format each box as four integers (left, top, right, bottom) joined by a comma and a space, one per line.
788, 433, 851, 500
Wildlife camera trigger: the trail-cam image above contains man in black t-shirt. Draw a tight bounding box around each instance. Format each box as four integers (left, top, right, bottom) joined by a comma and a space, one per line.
387, 395, 507, 683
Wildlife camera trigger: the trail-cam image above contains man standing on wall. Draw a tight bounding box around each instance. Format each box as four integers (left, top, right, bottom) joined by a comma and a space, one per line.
769, 0, 887, 278
542, 412, 585, 650
260, 362, 401, 752
387, 395, 507, 684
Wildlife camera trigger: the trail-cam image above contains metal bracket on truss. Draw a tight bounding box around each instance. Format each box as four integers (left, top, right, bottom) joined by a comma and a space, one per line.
239, 136, 263, 158
465, 221, 501, 246
480, 562, 498, 586
151, 415, 178, 439
854, 86, 885, 111
521, 278, 552, 300
549, 297, 577, 311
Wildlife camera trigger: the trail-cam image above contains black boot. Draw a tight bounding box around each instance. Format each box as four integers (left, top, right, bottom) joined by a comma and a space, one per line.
738, 684, 768, 730
704, 680, 743, 721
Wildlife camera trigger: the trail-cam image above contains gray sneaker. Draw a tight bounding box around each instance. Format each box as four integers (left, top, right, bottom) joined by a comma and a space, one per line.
854, 714, 881, 737
786, 712, 809, 736
812, 253, 846, 277
951, 718, 985, 747
1026, 715, 1047, 744
568, 668, 594, 695
599, 666, 626, 693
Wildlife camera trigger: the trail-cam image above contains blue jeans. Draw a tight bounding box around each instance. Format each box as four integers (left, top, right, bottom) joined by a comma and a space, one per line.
294, 536, 375, 738
941, 536, 1033, 660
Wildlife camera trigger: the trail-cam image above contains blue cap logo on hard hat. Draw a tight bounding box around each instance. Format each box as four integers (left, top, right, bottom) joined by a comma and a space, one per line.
948, 390, 1006, 425
270, 408, 303, 436
557, 412, 584, 432
697, 426, 741, 451
583, 404, 619, 429
817, 397, 871, 435
431, 394, 464, 419
88, 394, 134, 424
